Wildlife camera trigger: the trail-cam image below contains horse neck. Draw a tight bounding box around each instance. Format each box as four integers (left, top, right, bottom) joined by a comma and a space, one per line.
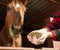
1, 26, 11, 39
0, 26, 13, 46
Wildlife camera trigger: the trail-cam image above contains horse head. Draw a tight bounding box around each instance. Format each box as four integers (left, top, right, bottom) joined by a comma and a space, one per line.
5, 0, 28, 38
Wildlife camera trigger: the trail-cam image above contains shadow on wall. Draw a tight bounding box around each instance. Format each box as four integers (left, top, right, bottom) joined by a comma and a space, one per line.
0, 4, 7, 31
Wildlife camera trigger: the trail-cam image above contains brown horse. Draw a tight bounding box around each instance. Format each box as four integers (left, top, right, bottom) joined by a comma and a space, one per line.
0, 0, 28, 47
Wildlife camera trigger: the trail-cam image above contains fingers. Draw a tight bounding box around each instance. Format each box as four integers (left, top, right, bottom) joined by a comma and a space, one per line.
27, 35, 38, 45
31, 35, 38, 45
27, 35, 32, 42
37, 37, 46, 44
37, 35, 47, 45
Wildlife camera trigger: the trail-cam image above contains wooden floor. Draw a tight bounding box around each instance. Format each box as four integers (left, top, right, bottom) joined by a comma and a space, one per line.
0, 41, 60, 50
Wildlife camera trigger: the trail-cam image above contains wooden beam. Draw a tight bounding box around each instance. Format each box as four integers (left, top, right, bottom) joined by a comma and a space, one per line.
25, 6, 60, 27
0, 47, 34, 50
49, 0, 60, 5
27, 9, 39, 16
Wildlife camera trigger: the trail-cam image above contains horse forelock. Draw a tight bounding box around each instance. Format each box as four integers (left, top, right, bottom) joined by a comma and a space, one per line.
8, 0, 26, 11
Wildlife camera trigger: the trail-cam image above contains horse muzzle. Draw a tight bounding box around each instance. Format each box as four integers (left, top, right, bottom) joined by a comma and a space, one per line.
9, 24, 23, 38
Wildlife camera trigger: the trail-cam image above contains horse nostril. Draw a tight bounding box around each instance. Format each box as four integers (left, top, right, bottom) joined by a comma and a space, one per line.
19, 25, 23, 33
12, 24, 14, 30
10, 25, 23, 38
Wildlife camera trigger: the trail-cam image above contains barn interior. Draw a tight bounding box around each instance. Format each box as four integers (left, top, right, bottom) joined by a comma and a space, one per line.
0, 0, 60, 48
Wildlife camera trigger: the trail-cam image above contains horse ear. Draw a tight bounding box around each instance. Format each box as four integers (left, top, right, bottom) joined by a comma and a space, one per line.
24, 0, 28, 6
7, 0, 15, 8
20, 0, 28, 6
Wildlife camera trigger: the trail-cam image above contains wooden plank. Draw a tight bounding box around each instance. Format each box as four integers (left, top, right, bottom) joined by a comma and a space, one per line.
35, 49, 42, 50
0, 47, 55, 50
33, 48, 60, 50
53, 41, 60, 50
0, 47, 58, 50
42, 48, 54, 50
0, 47, 34, 50
35, 48, 54, 50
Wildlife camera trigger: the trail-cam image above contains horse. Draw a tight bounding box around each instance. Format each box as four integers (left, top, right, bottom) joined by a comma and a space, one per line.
0, 0, 28, 47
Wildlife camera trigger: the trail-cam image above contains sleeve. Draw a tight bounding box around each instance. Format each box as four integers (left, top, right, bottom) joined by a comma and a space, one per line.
50, 29, 60, 40
45, 17, 60, 30
44, 12, 60, 40
45, 16, 60, 40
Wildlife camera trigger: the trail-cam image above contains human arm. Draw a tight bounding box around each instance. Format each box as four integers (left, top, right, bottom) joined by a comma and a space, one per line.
27, 12, 60, 45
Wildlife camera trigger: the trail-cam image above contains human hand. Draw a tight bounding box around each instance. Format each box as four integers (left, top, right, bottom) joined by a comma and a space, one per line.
27, 30, 42, 45
27, 28, 49, 45
37, 31, 53, 45
36, 32, 48, 45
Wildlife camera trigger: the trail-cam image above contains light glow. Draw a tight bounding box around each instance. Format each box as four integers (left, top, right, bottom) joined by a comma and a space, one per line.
50, 17, 54, 22
15, 3, 21, 8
